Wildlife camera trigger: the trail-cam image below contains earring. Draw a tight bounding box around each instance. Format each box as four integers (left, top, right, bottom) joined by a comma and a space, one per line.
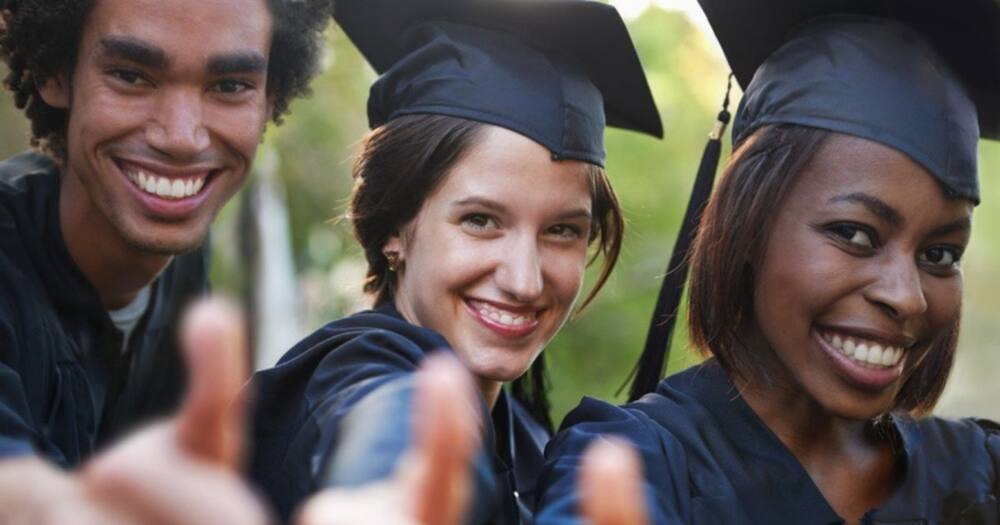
385, 251, 400, 272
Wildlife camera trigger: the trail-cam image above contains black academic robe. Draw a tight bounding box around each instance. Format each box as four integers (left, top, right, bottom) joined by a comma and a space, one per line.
535, 360, 999, 524
250, 302, 550, 524
0, 151, 209, 467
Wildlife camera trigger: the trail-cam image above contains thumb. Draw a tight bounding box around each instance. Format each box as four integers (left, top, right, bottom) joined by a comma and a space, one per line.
400, 353, 481, 525
579, 438, 649, 525
175, 297, 250, 469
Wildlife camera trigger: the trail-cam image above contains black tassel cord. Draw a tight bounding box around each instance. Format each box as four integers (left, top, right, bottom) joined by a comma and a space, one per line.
626, 74, 734, 402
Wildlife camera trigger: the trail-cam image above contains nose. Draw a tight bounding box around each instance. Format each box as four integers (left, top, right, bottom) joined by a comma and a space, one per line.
494, 235, 544, 303
145, 89, 210, 158
864, 252, 928, 321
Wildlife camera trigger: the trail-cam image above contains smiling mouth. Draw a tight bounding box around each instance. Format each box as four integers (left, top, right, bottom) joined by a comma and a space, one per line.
818, 330, 906, 369
119, 162, 215, 200
468, 299, 537, 327
465, 298, 542, 338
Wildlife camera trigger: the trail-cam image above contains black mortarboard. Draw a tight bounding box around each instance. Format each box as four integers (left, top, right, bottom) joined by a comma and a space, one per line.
631, 0, 1000, 400
333, 0, 663, 167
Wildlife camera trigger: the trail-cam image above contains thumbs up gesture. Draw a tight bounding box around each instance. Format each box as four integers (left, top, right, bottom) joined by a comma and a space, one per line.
296, 354, 480, 525
579, 438, 649, 525
77, 299, 270, 525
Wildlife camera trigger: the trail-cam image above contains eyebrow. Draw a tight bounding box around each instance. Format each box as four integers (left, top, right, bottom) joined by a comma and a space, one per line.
828, 192, 903, 227
451, 196, 592, 221
207, 52, 267, 76
99, 36, 169, 70
928, 216, 972, 238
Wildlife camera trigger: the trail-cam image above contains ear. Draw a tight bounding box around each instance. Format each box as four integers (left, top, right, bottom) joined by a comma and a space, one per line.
38, 74, 71, 109
383, 234, 404, 260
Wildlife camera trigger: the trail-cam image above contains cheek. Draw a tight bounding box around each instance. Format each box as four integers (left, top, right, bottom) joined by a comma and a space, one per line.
544, 247, 588, 303
921, 275, 963, 331
756, 235, 838, 320
70, 83, 147, 147
204, 100, 269, 160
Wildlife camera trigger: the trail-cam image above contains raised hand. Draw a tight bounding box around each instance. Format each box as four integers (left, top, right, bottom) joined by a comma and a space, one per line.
579, 438, 649, 525
77, 298, 270, 525
296, 353, 481, 525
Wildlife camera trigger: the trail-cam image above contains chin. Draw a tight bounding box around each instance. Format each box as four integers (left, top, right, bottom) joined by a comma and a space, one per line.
463, 351, 535, 384
819, 391, 898, 421
121, 225, 208, 256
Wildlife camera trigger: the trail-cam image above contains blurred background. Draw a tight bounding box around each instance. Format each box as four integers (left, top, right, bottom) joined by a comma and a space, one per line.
2, 0, 997, 422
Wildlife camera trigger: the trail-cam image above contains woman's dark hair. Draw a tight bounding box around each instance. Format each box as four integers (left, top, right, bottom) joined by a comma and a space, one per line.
0, 0, 332, 159
687, 124, 959, 416
349, 113, 626, 431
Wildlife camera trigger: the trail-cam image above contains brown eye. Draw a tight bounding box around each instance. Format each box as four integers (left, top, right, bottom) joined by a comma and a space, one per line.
107, 68, 152, 88
919, 246, 961, 268
213, 79, 254, 95
829, 223, 876, 249
461, 213, 496, 232
546, 224, 583, 240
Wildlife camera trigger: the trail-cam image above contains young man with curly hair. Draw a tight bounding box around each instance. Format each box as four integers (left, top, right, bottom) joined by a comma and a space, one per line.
0, 0, 330, 521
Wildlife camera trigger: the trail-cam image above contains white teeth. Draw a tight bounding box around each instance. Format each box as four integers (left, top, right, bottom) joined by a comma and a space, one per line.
122, 165, 208, 200
855, 344, 868, 362
170, 179, 185, 198
156, 177, 170, 197
471, 300, 534, 327
822, 331, 904, 368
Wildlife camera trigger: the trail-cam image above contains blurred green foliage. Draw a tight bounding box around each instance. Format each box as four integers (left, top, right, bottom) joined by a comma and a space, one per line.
1, 6, 997, 422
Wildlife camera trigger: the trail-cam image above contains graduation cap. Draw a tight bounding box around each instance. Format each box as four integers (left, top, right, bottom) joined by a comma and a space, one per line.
333, 0, 663, 167
630, 0, 1000, 400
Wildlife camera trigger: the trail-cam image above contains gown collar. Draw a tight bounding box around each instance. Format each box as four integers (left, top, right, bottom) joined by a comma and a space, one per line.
662, 361, 930, 524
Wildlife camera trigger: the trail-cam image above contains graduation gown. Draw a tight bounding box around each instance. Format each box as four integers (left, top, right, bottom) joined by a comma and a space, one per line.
249, 302, 550, 524
0, 151, 209, 467
535, 360, 1000, 524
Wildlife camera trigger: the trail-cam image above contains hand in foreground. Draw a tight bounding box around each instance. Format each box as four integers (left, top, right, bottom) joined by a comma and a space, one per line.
296, 354, 481, 525
579, 437, 649, 525
63, 299, 269, 525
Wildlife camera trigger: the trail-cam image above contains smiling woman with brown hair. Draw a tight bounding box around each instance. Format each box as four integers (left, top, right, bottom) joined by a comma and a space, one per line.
247, 0, 662, 523
535, 2, 1000, 524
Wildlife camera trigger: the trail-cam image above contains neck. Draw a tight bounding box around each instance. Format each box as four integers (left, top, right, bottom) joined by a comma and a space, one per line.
733, 330, 901, 516
60, 166, 171, 310
477, 378, 503, 410
734, 327, 876, 459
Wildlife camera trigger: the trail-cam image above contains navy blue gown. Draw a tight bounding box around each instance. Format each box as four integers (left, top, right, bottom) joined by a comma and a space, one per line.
250, 302, 549, 524
535, 360, 999, 524
0, 152, 208, 468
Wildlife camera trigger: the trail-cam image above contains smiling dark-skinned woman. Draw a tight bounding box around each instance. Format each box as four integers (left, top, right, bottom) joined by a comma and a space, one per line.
535, 1, 1000, 524
246, 0, 662, 523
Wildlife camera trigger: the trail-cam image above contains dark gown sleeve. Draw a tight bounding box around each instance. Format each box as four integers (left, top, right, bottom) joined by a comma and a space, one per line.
251, 323, 498, 523
533, 397, 689, 525
0, 279, 41, 461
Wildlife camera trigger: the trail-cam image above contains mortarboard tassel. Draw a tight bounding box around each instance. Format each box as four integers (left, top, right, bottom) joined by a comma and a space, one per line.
628, 74, 734, 401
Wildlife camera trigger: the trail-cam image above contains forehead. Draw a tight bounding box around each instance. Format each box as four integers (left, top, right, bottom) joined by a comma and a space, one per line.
791, 133, 971, 215
85, 0, 273, 57
432, 125, 592, 209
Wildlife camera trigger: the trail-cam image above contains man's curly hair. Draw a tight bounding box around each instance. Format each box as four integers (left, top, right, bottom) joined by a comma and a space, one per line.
0, 0, 334, 159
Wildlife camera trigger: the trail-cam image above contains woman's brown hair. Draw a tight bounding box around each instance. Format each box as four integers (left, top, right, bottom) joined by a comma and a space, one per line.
687, 124, 959, 416
348, 113, 625, 430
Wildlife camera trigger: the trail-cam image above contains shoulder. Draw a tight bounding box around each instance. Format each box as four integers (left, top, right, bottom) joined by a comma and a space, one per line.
897, 414, 1000, 493
280, 307, 449, 368
0, 151, 59, 204
902, 414, 998, 458
0, 152, 59, 273
252, 307, 451, 409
